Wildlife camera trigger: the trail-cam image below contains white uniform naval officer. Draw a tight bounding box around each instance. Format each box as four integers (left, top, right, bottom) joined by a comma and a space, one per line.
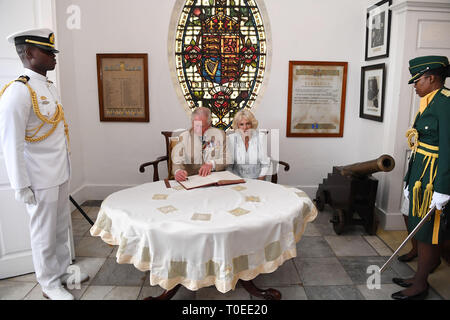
0, 28, 88, 300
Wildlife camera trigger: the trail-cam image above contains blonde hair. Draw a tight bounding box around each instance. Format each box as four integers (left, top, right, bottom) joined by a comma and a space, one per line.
232, 109, 258, 130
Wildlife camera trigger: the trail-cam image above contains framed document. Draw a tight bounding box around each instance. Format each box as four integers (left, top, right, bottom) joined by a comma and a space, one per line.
365, 0, 392, 61
360, 63, 385, 122
96, 53, 149, 122
286, 61, 348, 137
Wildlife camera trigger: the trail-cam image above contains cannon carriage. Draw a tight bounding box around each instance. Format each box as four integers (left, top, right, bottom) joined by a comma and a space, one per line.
314, 155, 395, 235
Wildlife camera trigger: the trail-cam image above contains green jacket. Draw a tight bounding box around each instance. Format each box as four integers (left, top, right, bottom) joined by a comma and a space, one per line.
404, 87, 450, 195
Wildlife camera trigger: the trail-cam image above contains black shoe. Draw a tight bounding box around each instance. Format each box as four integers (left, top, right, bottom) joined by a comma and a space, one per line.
398, 253, 418, 262
430, 260, 441, 274
391, 287, 428, 300
392, 278, 413, 288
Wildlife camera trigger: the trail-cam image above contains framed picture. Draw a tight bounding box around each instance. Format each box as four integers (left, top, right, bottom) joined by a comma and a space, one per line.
365, 0, 392, 61
286, 61, 348, 137
96, 53, 149, 122
360, 63, 385, 122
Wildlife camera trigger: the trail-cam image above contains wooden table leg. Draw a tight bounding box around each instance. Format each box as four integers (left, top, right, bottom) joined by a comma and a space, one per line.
143, 284, 181, 300
240, 280, 281, 300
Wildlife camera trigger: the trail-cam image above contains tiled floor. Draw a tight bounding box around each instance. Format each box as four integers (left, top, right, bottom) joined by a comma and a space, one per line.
1, 201, 449, 300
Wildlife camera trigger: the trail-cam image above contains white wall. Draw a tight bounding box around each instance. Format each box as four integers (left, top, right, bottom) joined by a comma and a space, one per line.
263, 0, 385, 191
53, 0, 449, 230
55, 0, 384, 201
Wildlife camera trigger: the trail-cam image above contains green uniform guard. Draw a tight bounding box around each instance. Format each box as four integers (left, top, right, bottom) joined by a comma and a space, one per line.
404, 55, 450, 245
392, 55, 450, 300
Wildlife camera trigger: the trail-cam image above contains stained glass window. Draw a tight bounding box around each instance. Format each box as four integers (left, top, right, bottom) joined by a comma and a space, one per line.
175, 0, 267, 130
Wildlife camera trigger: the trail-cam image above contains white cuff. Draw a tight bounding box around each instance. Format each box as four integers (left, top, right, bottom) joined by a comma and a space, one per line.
208, 160, 216, 171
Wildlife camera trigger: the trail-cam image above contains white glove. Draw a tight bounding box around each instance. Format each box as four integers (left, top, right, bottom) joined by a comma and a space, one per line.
403, 186, 409, 200
430, 192, 450, 211
15, 187, 36, 205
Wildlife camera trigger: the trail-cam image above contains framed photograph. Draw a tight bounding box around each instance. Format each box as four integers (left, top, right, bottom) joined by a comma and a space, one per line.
360, 63, 385, 122
286, 61, 348, 137
365, 0, 392, 61
96, 53, 149, 122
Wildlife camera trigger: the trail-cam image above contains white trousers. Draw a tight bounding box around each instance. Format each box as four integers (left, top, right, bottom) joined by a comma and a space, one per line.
26, 180, 71, 290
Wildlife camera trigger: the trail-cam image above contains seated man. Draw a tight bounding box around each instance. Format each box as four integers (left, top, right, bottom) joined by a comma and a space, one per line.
172, 107, 228, 182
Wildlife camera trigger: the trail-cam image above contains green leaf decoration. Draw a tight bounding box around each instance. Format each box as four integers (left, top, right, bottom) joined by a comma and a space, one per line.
250, 61, 257, 68
240, 7, 249, 15
189, 19, 201, 27
190, 39, 196, 46
185, 61, 192, 68
209, 0, 214, 6
230, 9, 239, 17
245, 20, 253, 27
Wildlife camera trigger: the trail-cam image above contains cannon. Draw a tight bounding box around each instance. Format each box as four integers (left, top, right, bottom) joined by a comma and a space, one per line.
314, 155, 395, 235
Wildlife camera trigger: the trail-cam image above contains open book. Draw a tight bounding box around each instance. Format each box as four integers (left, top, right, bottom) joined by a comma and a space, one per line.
178, 171, 245, 190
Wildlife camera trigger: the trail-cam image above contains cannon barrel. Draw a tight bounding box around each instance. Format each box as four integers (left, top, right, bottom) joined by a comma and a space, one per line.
336, 154, 395, 177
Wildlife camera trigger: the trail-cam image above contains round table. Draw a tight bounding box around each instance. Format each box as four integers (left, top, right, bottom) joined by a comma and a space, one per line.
90, 179, 317, 299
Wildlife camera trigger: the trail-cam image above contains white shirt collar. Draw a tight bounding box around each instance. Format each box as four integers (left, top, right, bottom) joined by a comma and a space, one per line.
23, 68, 48, 82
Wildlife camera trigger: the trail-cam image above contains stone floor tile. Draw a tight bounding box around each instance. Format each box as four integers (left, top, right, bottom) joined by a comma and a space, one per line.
0, 281, 36, 300
293, 257, 353, 286
75, 236, 114, 258
313, 223, 337, 236
71, 206, 91, 220
324, 236, 378, 256
296, 236, 335, 258
71, 217, 92, 237
23, 284, 47, 300
5, 272, 37, 283
303, 223, 321, 236
252, 260, 301, 287
338, 256, 403, 285
68, 257, 107, 287
90, 258, 147, 287
304, 285, 365, 300
81, 285, 140, 300
363, 235, 393, 256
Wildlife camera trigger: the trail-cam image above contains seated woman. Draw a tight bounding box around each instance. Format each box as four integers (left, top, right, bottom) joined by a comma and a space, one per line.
227, 109, 271, 180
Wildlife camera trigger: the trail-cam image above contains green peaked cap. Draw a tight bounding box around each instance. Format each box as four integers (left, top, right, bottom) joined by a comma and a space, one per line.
408, 55, 449, 84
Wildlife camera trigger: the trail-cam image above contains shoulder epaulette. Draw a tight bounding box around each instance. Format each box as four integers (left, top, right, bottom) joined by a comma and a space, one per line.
15, 75, 30, 84
440, 88, 450, 97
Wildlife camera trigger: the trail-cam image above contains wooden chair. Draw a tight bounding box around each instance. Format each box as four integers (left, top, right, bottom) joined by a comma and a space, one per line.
138, 130, 290, 183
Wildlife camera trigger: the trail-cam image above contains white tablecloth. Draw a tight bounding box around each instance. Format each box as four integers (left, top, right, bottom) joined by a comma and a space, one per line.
90, 179, 317, 293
